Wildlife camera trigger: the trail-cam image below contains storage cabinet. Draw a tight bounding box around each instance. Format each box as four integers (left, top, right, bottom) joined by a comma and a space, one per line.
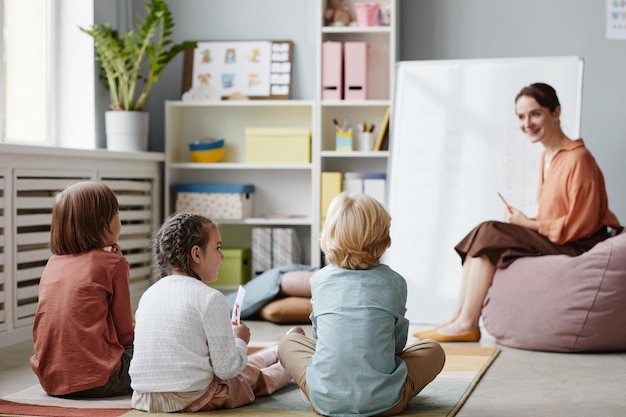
163, 0, 397, 275
164, 100, 318, 284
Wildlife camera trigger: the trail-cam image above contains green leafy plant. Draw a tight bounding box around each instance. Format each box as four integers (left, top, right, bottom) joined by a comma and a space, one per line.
80, 0, 197, 111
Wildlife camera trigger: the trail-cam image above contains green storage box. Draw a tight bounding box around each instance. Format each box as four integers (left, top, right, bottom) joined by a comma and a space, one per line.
214, 248, 252, 287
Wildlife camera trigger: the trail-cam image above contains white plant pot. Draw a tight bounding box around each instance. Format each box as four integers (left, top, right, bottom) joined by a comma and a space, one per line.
105, 111, 149, 152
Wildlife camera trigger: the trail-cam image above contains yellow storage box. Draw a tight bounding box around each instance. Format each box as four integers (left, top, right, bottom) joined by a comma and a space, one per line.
214, 248, 252, 287
245, 127, 311, 163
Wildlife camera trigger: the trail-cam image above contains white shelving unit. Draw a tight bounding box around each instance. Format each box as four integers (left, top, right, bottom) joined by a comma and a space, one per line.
316, 0, 397, 265
163, 0, 396, 269
164, 100, 318, 268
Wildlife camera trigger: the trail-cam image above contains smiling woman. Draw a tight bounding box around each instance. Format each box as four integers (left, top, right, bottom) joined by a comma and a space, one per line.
1, 0, 96, 149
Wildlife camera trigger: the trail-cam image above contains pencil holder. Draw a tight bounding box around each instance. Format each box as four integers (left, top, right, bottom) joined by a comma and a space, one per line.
358, 132, 374, 151
336, 131, 353, 151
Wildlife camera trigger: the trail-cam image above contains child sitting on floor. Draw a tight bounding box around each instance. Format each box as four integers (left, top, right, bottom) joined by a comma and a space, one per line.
129, 212, 297, 412
278, 192, 446, 416
30, 181, 134, 398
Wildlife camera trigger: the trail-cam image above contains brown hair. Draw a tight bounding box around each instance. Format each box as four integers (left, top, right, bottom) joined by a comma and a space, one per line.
153, 212, 216, 280
320, 192, 391, 270
49, 181, 119, 255
515, 82, 560, 112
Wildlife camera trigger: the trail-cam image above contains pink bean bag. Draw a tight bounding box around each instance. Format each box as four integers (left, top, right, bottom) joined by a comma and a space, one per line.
482, 230, 626, 352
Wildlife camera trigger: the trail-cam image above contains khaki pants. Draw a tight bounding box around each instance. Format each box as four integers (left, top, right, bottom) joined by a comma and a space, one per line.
278, 335, 445, 416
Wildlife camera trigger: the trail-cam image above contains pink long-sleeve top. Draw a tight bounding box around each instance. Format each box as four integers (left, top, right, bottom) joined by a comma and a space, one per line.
536, 139, 620, 244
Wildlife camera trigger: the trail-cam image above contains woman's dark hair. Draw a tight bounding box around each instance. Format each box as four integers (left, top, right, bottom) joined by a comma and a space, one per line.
153, 212, 215, 281
515, 82, 560, 112
49, 181, 119, 255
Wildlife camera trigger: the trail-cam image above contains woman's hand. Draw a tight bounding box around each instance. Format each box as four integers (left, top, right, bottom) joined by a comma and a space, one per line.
506, 208, 539, 231
233, 321, 251, 344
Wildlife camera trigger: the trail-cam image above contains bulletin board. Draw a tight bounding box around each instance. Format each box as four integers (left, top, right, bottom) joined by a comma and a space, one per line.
182, 40, 293, 99
384, 56, 584, 324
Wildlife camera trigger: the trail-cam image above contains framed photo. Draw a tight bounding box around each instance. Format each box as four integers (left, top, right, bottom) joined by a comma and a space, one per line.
182, 40, 293, 99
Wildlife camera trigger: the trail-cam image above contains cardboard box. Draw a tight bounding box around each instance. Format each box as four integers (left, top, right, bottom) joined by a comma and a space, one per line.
245, 127, 311, 163
214, 248, 252, 286
175, 183, 255, 219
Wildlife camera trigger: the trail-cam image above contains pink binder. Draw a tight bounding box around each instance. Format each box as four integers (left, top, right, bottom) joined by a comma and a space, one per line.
344, 41, 368, 100
322, 41, 343, 100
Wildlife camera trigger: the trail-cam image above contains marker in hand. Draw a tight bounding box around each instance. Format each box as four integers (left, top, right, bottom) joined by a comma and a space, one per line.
497, 192, 513, 213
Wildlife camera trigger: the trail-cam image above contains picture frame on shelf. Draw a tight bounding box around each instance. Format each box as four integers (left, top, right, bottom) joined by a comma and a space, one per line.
182, 40, 294, 100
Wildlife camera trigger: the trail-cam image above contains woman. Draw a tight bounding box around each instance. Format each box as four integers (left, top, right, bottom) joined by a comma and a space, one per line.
416, 82, 621, 342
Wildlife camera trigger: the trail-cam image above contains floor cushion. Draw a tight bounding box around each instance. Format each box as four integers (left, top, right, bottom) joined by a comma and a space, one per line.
259, 296, 312, 323
482, 230, 626, 352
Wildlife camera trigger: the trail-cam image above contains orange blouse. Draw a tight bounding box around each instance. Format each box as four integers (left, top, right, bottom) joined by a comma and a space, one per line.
536, 139, 620, 244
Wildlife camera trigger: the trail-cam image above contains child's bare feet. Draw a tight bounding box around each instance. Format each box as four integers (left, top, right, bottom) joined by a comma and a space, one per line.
286, 326, 306, 336
260, 327, 306, 366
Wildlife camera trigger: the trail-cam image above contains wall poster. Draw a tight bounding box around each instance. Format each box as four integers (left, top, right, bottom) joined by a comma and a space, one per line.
182, 40, 293, 99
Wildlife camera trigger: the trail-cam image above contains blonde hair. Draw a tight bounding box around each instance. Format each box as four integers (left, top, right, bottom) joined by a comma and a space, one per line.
320, 192, 391, 269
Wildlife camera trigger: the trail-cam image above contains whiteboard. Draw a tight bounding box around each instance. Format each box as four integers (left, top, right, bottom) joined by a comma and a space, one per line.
384, 56, 584, 324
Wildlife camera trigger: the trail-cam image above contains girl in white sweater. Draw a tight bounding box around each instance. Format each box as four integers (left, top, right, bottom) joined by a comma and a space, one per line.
129, 212, 293, 412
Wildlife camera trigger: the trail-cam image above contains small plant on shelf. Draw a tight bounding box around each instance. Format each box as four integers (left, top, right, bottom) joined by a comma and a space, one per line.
80, 0, 197, 111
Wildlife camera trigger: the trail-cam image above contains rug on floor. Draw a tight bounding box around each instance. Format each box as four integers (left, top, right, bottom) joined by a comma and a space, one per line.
0, 345, 499, 417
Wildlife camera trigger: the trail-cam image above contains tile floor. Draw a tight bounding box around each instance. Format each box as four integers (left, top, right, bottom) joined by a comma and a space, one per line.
1, 321, 625, 417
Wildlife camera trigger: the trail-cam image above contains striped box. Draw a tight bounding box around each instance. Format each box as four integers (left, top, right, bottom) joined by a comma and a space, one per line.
272, 228, 301, 267
252, 227, 273, 276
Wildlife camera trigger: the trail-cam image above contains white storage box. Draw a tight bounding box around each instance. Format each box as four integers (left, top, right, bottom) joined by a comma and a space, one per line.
175, 184, 255, 220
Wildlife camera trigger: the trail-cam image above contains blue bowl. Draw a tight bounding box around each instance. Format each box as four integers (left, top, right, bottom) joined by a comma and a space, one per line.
189, 138, 225, 151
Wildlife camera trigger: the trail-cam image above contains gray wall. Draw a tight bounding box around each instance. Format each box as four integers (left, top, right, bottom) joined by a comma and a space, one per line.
136, 0, 318, 151
399, 0, 626, 220
103, 0, 626, 220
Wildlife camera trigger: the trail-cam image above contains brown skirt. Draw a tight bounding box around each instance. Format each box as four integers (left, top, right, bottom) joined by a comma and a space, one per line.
455, 221, 615, 269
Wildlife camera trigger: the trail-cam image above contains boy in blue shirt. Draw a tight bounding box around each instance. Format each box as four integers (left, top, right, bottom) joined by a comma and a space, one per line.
278, 192, 445, 416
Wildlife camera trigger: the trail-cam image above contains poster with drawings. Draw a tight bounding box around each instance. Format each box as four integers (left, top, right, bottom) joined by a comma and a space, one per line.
182, 40, 293, 99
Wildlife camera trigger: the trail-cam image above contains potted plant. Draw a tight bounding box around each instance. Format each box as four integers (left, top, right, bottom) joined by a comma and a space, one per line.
80, 0, 196, 151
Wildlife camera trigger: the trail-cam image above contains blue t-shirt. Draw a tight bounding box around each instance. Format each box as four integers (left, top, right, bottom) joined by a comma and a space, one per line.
306, 264, 409, 417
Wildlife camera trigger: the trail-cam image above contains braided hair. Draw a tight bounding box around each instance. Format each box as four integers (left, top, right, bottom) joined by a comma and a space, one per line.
153, 212, 215, 281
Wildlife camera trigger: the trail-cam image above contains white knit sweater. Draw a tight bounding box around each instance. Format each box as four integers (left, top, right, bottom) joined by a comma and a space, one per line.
129, 275, 248, 392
